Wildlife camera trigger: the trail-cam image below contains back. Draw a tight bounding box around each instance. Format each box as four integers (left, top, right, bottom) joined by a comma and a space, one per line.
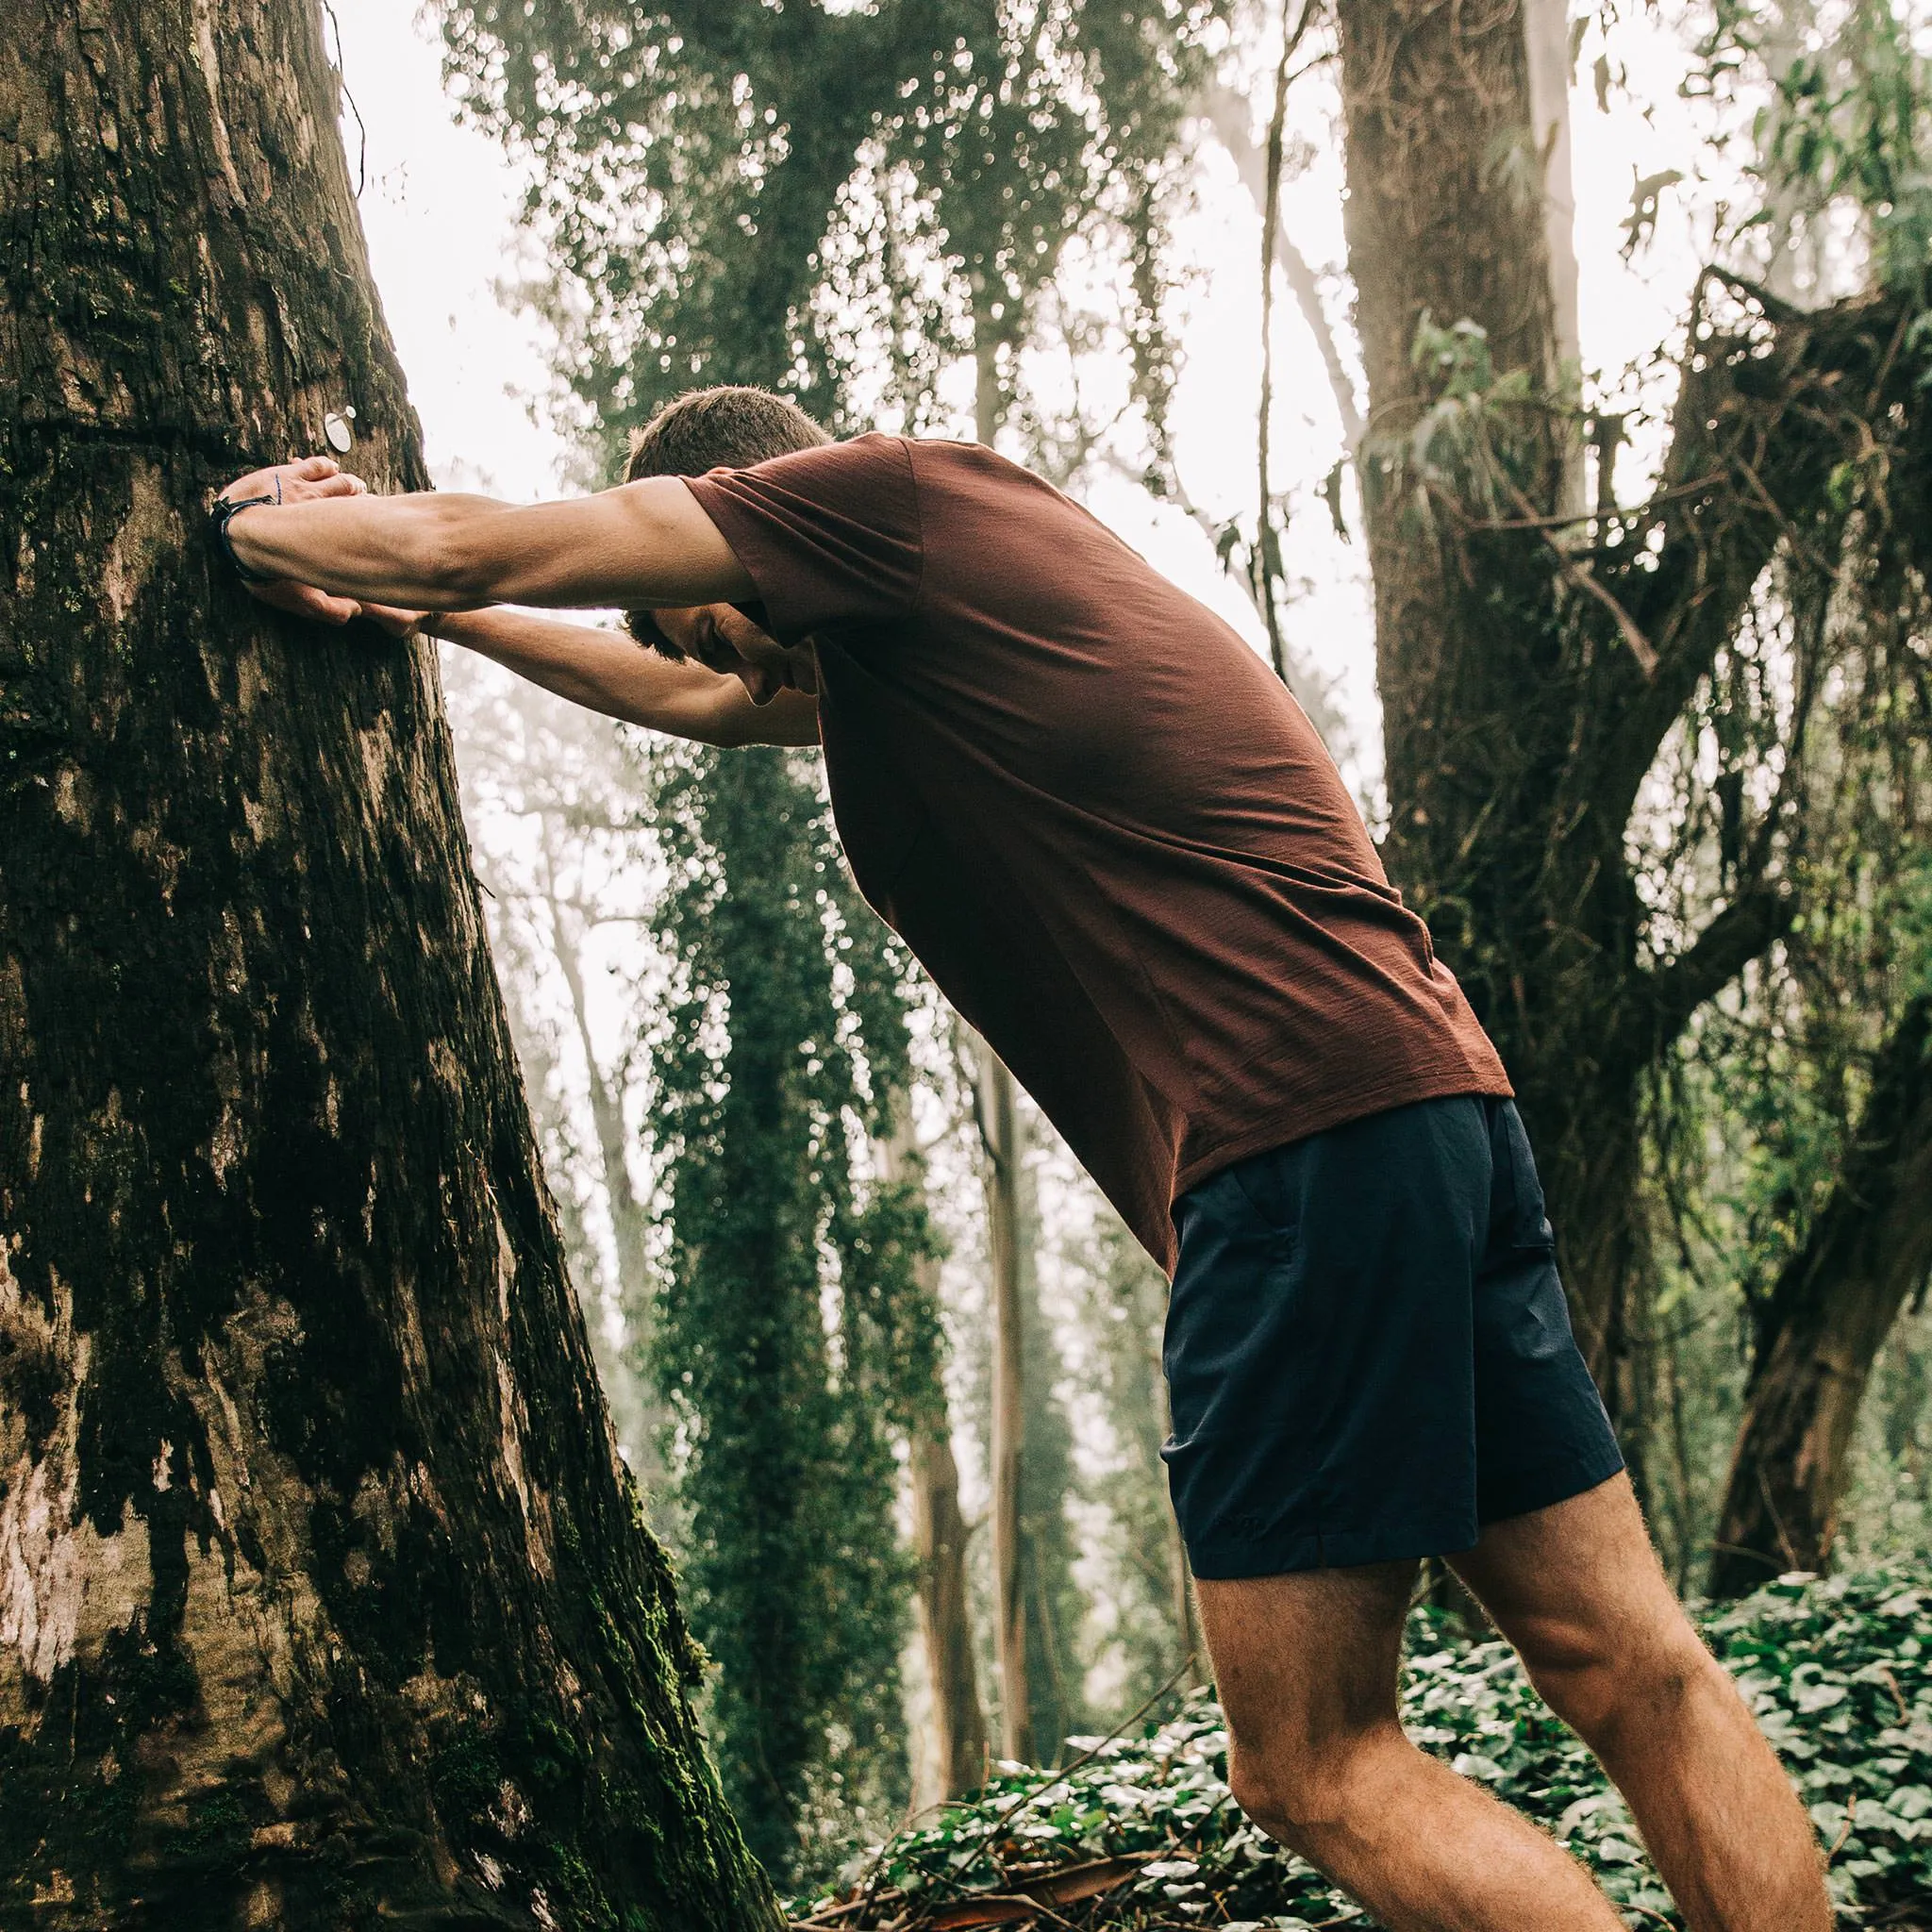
684, 435, 1508, 1269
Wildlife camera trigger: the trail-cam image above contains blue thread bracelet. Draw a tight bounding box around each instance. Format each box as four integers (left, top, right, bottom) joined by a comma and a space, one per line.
209, 475, 281, 582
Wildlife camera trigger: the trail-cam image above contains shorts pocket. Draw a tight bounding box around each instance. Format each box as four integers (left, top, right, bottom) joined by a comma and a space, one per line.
1223, 1145, 1304, 1240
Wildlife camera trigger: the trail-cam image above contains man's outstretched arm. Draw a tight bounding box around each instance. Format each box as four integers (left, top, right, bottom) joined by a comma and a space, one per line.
222, 464, 753, 612
421, 606, 820, 749
213, 456, 813, 747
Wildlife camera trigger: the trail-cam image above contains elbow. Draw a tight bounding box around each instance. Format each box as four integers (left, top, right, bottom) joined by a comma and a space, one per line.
406, 504, 513, 606
424, 529, 500, 606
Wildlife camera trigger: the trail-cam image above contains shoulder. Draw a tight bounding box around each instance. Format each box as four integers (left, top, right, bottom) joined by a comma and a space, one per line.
899, 437, 1071, 508
736, 431, 915, 493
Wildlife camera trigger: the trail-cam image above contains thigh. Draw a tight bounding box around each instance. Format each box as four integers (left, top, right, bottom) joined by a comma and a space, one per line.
1448, 1472, 1689, 1688
1194, 1559, 1418, 1758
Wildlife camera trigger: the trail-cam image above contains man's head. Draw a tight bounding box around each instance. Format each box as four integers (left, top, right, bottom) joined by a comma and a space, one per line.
622, 386, 828, 703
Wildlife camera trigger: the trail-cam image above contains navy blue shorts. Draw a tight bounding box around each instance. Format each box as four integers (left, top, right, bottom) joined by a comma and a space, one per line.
1161, 1094, 1624, 1579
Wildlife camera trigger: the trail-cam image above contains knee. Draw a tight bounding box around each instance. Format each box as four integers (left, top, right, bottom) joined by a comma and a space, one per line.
1518, 1613, 1715, 1749
1226, 1724, 1404, 1853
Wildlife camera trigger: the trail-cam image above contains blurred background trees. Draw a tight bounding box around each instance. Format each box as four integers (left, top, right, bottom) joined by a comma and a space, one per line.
380, 0, 1932, 1891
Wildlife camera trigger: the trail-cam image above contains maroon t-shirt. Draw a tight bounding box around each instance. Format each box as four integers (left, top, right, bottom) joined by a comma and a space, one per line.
683, 435, 1509, 1273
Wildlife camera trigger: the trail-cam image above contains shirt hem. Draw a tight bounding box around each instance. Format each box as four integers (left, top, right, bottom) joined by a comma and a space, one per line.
1173, 1060, 1514, 1207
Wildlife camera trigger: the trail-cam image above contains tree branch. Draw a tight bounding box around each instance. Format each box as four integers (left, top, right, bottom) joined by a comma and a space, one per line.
1198, 79, 1365, 453
1629, 881, 1797, 1057
1597, 283, 1908, 823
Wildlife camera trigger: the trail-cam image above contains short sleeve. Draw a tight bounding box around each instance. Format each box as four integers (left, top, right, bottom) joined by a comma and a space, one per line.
680, 433, 923, 645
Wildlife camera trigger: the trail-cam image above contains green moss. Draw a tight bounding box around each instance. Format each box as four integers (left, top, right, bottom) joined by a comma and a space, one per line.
429, 1732, 504, 1824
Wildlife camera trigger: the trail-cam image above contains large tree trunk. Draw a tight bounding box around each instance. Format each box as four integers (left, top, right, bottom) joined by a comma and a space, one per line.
1330, 0, 1827, 1457
0, 6, 776, 1924
1332, 0, 1647, 1409
1708, 997, 1932, 1596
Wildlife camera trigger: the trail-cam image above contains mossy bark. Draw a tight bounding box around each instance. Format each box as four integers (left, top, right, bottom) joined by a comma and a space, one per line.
0, 5, 780, 1926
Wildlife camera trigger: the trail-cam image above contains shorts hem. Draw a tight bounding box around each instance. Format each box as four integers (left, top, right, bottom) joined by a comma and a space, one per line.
1475, 1445, 1625, 1528
1183, 1512, 1480, 1581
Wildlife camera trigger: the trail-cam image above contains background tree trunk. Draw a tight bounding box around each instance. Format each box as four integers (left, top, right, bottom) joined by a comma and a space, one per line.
886, 1112, 989, 1801
968, 338, 1036, 1766
978, 1041, 1032, 1766
0, 5, 776, 1924
1709, 997, 1932, 1595
1333, 0, 1646, 1413
1330, 0, 1824, 1463
538, 824, 669, 1494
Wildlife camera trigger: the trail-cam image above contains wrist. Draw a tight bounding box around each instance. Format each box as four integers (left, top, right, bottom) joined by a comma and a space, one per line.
208, 490, 280, 583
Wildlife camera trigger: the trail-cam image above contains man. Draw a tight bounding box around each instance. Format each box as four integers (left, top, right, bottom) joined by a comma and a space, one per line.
215, 389, 1828, 1931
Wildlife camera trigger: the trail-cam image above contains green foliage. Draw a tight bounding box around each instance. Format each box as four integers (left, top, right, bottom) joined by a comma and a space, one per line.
797, 1565, 1932, 1926
645, 743, 941, 1886
434, 0, 1226, 461
1700, 0, 1932, 287
1641, 575, 1932, 1568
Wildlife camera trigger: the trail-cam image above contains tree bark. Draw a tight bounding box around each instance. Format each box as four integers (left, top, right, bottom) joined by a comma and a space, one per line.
883, 1113, 989, 1801
966, 337, 1035, 1767
0, 6, 776, 1924
1521, 0, 1583, 516
1333, 0, 1651, 1410
1329, 0, 1879, 1456
978, 1042, 1031, 1766
1708, 997, 1932, 1596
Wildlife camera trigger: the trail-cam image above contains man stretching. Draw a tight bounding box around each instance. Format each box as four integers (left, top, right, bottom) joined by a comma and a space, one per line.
215, 390, 1829, 1931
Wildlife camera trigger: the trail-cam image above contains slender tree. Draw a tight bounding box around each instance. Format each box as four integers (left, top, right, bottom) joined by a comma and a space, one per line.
0, 3, 775, 1924
448, 670, 670, 1480
646, 742, 940, 1881
884, 1112, 989, 1801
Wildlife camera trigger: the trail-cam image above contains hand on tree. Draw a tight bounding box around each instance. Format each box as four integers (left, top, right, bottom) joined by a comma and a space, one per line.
356, 602, 435, 640
216, 454, 369, 625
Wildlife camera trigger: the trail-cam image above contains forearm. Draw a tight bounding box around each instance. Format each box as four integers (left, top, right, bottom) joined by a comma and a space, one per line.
435, 608, 819, 747
222, 474, 753, 611
227, 492, 515, 608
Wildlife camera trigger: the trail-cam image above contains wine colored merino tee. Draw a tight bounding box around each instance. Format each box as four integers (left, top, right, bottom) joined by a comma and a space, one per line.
681, 435, 1510, 1274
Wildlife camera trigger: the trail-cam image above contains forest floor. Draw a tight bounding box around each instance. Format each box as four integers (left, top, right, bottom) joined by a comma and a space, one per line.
790, 1567, 1932, 1930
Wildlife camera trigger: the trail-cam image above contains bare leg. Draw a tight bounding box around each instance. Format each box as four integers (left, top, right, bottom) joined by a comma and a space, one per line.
1194, 1559, 1624, 1931
1451, 1474, 1831, 1932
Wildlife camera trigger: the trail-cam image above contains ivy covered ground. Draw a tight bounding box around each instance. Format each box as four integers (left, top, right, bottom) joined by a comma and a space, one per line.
791, 1568, 1932, 1929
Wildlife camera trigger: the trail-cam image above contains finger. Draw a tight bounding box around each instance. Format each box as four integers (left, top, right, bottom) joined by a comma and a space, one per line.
358, 602, 427, 639
244, 579, 361, 625
219, 468, 276, 503
307, 472, 369, 498
290, 455, 341, 479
